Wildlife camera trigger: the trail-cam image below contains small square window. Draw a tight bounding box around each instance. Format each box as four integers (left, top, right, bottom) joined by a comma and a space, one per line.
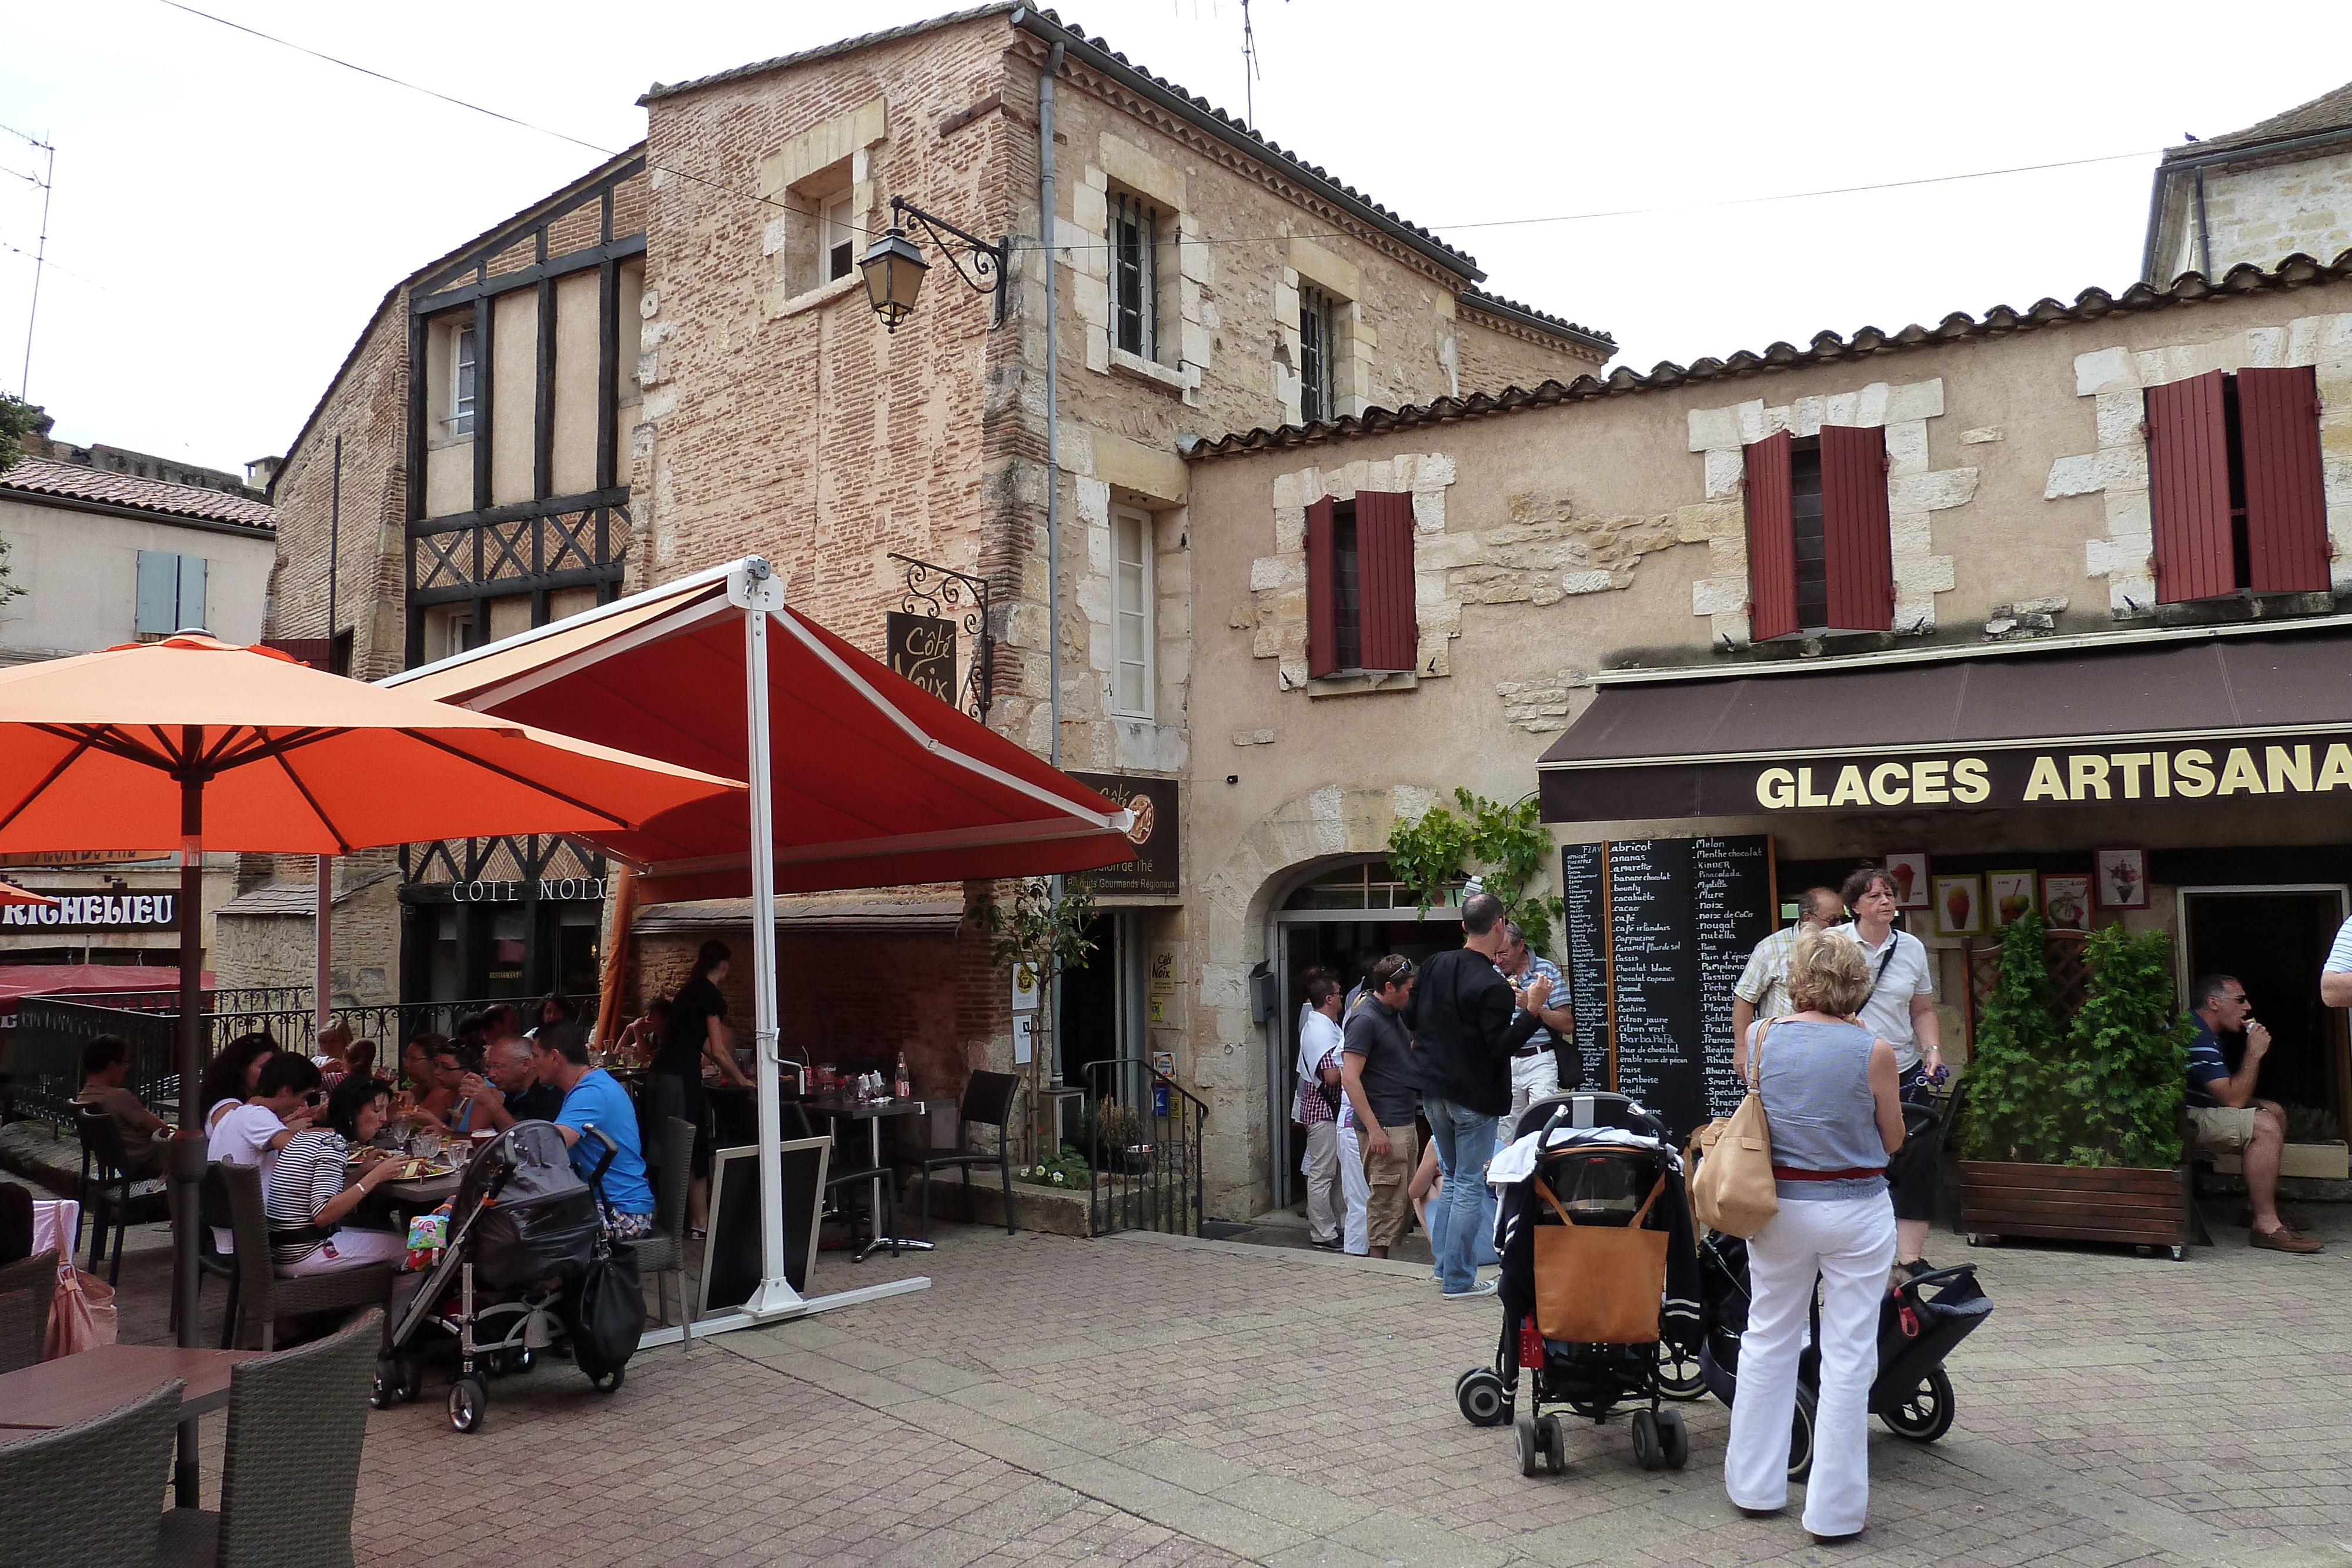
823, 192, 858, 283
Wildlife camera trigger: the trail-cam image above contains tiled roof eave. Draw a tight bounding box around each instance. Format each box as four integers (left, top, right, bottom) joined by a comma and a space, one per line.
1185, 249, 2352, 461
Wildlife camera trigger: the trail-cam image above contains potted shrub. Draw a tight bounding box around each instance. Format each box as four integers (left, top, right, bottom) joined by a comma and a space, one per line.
1959, 912, 2193, 1256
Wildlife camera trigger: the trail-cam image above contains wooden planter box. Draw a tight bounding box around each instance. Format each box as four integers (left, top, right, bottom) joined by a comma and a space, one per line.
1959, 1160, 2191, 1259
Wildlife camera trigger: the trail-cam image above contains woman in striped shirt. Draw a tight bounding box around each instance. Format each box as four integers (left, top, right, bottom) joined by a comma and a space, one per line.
263, 1074, 414, 1276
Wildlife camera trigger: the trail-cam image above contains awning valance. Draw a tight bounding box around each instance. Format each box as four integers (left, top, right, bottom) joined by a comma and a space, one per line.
1538, 628, 2352, 822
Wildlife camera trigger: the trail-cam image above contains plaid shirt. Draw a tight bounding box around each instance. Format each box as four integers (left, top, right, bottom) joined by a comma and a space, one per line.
1299, 1045, 1342, 1125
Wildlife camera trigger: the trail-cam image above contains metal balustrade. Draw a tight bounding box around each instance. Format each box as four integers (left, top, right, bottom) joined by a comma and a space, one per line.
1083, 1057, 1207, 1238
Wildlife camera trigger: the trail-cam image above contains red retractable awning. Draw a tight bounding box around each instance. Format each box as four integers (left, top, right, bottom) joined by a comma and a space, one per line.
387, 561, 1137, 903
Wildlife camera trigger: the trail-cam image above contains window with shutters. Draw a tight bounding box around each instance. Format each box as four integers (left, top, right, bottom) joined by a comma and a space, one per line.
2145, 366, 2328, 603
1109, 191, 1163, 363
134, 551, 208, 637
1306, 491, 1417, 679
1743, 425, 1893, 640
1111, 504, 1155, 719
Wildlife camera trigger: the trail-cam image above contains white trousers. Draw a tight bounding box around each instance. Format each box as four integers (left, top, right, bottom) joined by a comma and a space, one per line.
277, 1228, 411, 1278
1506, 1049, 1562, 1131
1337, 1125, 1370, 1255
1301, 1121, 1342, 1244
1722, 1193, 1896, 1537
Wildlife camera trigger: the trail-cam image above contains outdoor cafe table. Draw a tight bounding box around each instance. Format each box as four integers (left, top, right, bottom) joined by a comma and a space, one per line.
799, 1094, 950, 1261
351, 1169, 464, 1233
0, 1343, 260, 1504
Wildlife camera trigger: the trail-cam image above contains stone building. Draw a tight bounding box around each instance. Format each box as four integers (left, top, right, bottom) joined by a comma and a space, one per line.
2145, 81, 2352, 284
249, 7, 1609, 1085
1181, 247, 2352, 1216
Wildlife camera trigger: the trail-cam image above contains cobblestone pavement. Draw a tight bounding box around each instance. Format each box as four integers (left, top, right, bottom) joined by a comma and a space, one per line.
75, 1197, 2352, 1566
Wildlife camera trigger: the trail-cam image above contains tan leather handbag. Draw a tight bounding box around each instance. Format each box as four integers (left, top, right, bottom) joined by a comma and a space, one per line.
1687, 1018, 1780, 1238
1531, 1175, 1671, 1345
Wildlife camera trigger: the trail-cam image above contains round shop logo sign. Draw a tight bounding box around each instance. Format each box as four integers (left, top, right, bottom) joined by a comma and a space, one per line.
1123, 793, 1156, 847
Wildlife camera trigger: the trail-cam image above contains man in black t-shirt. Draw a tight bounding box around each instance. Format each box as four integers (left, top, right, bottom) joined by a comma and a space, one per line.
1342, 955, 1421, 1259
460, 1035, 566, 1131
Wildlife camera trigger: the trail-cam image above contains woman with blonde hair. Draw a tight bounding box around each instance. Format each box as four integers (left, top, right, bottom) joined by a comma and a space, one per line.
1723, 929, 1905, 1543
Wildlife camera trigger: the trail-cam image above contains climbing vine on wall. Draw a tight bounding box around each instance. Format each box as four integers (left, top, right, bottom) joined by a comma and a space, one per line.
1387, 788, 1565, 956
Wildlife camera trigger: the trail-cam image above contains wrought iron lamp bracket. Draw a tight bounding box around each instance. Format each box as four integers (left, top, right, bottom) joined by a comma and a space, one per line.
888, 551, 994, 720
890, 195, 1010, 328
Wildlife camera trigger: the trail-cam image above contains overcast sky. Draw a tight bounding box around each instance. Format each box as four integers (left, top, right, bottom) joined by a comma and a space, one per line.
6, 0, 2351, 475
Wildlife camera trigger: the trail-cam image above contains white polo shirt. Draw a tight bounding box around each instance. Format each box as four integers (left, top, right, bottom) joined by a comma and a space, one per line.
1827, 921, 1935, 1073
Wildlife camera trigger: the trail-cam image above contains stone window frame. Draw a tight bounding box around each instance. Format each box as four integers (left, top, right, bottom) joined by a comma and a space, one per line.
1072, 133, 1207, 403
1275, 238, 1373, 427
1684, 379, 1969, 646
757, 97, 887, 320
2051, 313, 2352, 616
1110, 501, 1157, 721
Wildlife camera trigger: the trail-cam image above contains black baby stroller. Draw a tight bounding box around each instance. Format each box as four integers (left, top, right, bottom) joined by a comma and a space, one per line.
1694, 1105, 1993, 1478
1455, 1093, 1708, 1477
371, 1120, 641, 1433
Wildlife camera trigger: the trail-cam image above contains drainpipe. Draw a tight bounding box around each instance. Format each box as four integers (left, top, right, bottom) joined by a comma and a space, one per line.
2193, 165, 2214, 278
1040, 38, 1065, 767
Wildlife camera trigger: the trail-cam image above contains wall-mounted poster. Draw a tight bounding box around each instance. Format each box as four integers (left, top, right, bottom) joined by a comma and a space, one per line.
1884, 852, 1930, 908
2095, 847, 2149, 910
1988, 870, 2039, 928
2043, 875, 2090, 930
1934, 874, 1983, 936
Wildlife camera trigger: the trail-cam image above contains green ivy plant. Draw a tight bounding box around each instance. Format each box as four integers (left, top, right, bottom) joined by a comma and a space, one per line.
1958, 911, 2066, 1163
1960, 912, 2186, 1169
1386, 788, 1565, 955
2054, 924, 2186, 1168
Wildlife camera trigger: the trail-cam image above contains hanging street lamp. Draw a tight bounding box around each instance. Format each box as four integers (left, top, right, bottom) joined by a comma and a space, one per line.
858, 194, 1009, 333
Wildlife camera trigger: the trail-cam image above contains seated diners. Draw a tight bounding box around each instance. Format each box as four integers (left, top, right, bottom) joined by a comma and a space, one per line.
417, 1040, 474, 1128
533, 1022, 657, 1239
399, 1032, 442, 1097
262, 1074, 412, 1276
73, 1035, 171, 1176
613, 998, 670, 1067
200, 1032, 281, 1134
206, 1054, 321, 1254
459, 1034, 564, 1131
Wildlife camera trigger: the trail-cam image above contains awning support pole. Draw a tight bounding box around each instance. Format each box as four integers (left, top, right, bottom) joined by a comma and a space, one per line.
731, 559, 803, 1319
314, 855, 332, 1037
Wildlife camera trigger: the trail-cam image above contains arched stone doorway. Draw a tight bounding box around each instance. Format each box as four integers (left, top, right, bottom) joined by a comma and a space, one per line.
1197, 784, 1462, 1219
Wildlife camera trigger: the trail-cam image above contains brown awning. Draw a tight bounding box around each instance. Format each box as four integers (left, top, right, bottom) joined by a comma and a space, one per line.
1538, 627, 2352, 822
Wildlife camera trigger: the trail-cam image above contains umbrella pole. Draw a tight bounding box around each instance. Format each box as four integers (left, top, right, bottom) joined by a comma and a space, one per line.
734, 566, 800, 1317
169, 766, 206, 1502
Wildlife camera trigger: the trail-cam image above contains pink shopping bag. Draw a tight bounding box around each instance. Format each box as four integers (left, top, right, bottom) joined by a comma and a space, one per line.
44, 1261, 118, 1359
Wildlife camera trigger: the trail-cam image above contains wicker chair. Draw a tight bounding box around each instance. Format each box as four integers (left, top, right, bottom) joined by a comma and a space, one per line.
73, 1105, 136, 1286
0, 1247, 57, 1373
166, 1166, 243, 1347
633, 1116, 695, 1328
0, 1376, 182, 1568
155, 1308, 380, 1568
217, 1162, 392, 1353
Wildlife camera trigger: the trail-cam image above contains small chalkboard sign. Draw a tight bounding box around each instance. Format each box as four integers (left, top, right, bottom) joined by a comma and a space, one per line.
696, 1136, 831, 1319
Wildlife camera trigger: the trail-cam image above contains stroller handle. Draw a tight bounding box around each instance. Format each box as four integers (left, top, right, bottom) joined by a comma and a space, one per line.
578, 1123, 622, 1197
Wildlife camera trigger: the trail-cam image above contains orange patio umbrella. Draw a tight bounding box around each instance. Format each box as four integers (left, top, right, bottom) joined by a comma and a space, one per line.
0, 633, 742, 1371
0, 880, 55, 907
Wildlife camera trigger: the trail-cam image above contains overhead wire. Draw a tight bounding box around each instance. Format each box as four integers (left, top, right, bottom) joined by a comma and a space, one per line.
153, 0, 2163, 266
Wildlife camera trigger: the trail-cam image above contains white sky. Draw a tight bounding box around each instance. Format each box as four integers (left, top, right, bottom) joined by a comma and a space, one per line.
5, 0, 2351, 474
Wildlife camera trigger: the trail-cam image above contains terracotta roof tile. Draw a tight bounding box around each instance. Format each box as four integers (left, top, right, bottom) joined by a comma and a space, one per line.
1, 456, 277, 530
1184, 249, 2352, 460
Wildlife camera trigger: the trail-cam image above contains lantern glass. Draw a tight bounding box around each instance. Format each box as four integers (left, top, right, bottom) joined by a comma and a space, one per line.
859, 228, 929, 327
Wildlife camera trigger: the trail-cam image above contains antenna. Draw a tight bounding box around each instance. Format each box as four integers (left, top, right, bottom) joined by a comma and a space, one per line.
1240, 0, 1287, 128
2, 125, 54, 399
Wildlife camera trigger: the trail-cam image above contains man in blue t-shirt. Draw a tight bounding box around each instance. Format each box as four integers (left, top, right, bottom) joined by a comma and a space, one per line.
533, 1021, 658, 1239
2185, 974, 2318, 1253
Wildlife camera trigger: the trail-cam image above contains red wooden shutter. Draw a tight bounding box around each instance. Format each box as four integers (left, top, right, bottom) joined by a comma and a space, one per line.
1744, 432, 1798, 642
1355, 490, 1418, 671
1305, 496, 1339, 678
2239, 365, 2330, 594
2145, 370, 2234, 603
1820, 424, 1894, 631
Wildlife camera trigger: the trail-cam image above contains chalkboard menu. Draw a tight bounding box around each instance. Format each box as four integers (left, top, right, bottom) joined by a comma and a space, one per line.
1558, 835, 1776, 1141
1559, 843, 1611, 1093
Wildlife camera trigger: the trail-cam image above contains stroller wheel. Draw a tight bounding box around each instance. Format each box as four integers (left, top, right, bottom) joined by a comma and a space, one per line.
1655, 1340, 1708, 1402
448, 1377, 487, 1435
1656, 1406, 1689, 1469
590, 1366, 626, 1394
1514, 1412, 1545, 1478
1879, 1366, 1955, 1443
369, 1359, 395, 1410
1536, 1414, 1566, 1475
512, 1347, 536, 1374
1787, 1386, 1816, 1482
1631, 1409, 1664, 1471
1456, 1369, 1510, 1427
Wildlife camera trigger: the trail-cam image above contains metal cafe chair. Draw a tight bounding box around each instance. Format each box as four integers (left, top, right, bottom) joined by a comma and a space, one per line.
72, 1106, 137, 1287
893, 1069, 1020, 1239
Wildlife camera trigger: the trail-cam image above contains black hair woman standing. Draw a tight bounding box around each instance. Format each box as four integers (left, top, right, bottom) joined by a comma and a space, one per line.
653, 939, 752, 1235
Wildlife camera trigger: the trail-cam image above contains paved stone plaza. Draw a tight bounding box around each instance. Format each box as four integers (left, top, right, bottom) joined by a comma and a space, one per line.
81, 1194, 2352, 1567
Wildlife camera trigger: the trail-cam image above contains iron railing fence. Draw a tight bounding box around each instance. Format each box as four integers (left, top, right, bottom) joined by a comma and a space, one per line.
1083, 1057, 1207, 1238
2, 994, 514, 1132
